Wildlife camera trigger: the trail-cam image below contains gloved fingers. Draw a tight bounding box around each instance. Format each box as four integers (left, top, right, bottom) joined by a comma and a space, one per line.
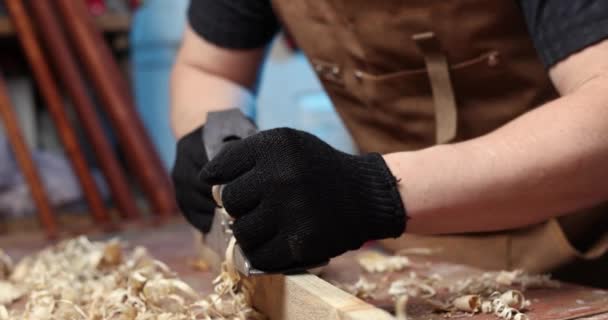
183, 210, 214, 233
175, 188, 215, 214
221, 170, 264, 218
232, 207, 277, 252
176, 126, 207, 167
172, 159, 210, 196
243, 235, 293, 272
200, 139, 255, 185
177, 189, 216, 233
176, 189, 216, 233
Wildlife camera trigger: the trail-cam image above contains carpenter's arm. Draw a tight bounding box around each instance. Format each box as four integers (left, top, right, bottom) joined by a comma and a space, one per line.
385, 39, 608, 235
170, 25, 265, 138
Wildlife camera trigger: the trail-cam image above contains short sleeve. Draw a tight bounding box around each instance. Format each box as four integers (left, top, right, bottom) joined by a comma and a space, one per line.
519, 0, 608, 67
187, 0, 280, 49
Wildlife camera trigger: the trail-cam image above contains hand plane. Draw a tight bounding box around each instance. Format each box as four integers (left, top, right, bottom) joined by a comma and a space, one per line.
202, 109, 328, 276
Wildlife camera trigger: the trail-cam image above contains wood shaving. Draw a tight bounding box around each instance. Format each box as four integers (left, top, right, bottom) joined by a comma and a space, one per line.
498, 290, 528, 310
0, 281, 24, 306
484, 291, 529, 320
388, 272, 438, 298
346, 250, 552, 320
335, 277, 377, 299
440, 290, 530, 320
452, 295, 480, 312
449, 269, 558, 296
395, 295, 409, 320
0, 236, 265, 319
357, 251, 411, 273
0, 251, 11, 280
378, 264, 544, 320
481, 299, 494, 313
0, 306, 8, 320
190, 258, 210, 272
495, 270, 520, 286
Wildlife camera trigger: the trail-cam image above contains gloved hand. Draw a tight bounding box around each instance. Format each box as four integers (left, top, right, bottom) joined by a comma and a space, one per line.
201, 128, 407, 271
171, 126, 215, 232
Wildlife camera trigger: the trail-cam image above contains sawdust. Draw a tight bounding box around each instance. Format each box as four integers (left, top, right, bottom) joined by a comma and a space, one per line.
0, 236, 264, 319
0, 250, 11, 280
388, 272, 440, 299
452, 294, 480, 312
0, 282, 23, 306
395, 295, 409, 320
357, 251, 411, 273
449, 269, 559, 296
190, 258, 210, 272
485, 291, 530, 320
0, 305, 8, 320
448, 290, 530, 320
336, 277, 378, 299
344, 252, 556, 320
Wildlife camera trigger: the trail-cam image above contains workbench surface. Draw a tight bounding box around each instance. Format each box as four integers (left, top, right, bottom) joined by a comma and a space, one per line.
1, 220, 607, 319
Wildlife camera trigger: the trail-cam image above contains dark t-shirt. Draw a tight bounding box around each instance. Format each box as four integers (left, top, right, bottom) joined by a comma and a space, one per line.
188, 0, 608, 67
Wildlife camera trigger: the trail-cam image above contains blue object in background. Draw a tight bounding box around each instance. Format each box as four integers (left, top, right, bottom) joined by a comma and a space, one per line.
132, 3, 355, 168
131, 0, 189, 169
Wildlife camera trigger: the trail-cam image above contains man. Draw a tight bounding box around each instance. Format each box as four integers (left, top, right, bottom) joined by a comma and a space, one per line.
171, 0, 608, 285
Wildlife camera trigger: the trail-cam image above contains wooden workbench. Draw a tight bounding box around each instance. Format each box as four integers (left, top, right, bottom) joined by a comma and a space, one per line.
1, 219, 607, 319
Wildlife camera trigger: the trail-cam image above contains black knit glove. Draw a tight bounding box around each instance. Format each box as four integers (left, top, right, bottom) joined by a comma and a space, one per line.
171, 126, 215, 232
200, 128, 407, 271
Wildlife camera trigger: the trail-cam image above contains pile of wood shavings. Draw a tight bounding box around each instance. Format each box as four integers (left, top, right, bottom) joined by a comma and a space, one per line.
388, 272, 442, 299
449, 269, 560, 296
342, 252, 559, 320
339, 277, 377, 299
357, 251, 411, 273
0, 250, 11, 280
449, 290, 531, 320
0, 236, 264, 320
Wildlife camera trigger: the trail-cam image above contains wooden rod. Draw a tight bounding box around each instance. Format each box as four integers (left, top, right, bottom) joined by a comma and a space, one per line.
28, 0, 141, 221
0, 74, 58, 238
5, 0, 112, 227
53, 0, 177, 217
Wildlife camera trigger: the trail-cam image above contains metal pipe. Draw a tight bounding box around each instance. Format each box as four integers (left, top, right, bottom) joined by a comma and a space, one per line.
0, 73, 58, 238
29, 0, 141, 221
54, 0, 177, 217
5, 0, 112, 227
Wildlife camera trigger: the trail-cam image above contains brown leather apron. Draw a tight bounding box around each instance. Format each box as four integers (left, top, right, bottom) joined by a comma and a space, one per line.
271, 0, 608, 285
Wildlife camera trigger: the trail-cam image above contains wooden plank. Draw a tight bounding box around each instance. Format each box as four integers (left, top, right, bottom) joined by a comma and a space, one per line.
196, 232, 393, 320
252, 273, 394, 320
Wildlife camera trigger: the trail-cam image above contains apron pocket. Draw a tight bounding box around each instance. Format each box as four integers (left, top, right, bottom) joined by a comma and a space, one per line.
347, 51, 504, 144
351, 50, 502, 106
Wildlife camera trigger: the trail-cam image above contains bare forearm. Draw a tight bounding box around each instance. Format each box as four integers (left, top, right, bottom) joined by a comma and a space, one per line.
385, 75, 608, 235
170, 63, 254, 139
170, 26, 265, 139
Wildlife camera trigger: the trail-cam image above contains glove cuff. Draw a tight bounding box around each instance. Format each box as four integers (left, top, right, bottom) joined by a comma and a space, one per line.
343, 153, 407, 241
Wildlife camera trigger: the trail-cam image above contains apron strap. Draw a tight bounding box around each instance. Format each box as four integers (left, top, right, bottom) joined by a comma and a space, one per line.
413, 32, 458, 144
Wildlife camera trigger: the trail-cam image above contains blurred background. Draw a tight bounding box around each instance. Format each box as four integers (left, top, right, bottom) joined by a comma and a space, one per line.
0, 0, 353, 235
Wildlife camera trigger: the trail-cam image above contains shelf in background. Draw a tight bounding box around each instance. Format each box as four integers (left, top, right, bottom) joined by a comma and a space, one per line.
0, 13, 131, 37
